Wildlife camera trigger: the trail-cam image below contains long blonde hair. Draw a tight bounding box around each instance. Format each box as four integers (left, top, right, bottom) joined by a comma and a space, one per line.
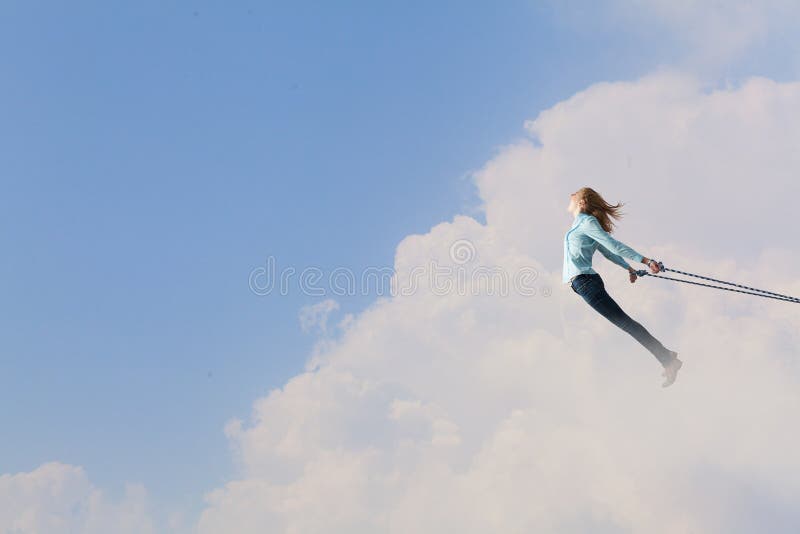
576, 187, 626, 233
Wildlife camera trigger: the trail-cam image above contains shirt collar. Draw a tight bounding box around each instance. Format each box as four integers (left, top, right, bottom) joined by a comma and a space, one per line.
571, 212, 589, 226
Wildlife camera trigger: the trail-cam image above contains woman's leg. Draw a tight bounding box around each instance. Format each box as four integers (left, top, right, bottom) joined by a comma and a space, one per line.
572, 274, 674, 367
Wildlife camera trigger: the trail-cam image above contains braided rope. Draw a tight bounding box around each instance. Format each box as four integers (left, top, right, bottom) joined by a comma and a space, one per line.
635, 264, 800, 304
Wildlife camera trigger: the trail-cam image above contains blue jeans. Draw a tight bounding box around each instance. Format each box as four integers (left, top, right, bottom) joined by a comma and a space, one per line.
571, 273, 674, 367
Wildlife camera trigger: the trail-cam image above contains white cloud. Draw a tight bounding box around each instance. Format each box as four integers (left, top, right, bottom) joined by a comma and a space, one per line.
620, 0, 781, 60
195, 72, 800, 533
551, 1, 800, 73
299, 299, 341, 335
0, 462, 155, 534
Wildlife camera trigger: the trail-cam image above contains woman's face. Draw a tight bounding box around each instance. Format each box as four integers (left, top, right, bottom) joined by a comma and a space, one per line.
567, 191, 580, 213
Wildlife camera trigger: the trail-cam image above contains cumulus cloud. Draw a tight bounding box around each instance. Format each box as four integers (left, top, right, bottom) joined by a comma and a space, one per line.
196, 72, 800, 533
0, 462, 155, 534
551, 0, 800, 73
622, 0, 792, 60
299, 299, 341, 335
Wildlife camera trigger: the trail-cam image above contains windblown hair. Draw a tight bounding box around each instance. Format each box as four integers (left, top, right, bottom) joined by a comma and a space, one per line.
576, 187, 626, 233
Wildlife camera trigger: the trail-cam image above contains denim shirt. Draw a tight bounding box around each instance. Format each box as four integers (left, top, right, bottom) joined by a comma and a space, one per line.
563, 212, 644, 284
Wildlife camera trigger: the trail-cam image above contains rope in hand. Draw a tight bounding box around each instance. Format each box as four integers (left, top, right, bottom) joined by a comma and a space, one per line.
634, 261, 800, 304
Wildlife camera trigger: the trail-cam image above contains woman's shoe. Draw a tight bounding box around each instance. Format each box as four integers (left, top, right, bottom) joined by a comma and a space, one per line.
661, 351, 678, 377
662, 354, 682, 388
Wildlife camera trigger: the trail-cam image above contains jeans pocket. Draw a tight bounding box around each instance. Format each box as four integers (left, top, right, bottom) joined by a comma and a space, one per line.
572, 277, 590, 294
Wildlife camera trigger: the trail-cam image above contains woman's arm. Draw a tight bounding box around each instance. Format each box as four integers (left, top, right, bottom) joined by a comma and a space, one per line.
597, 244, 646, 284
583, 217, 645, 264
597, 243, 632, 270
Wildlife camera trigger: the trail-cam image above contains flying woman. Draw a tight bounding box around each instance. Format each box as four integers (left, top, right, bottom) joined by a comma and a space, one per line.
564, 187, 683, 387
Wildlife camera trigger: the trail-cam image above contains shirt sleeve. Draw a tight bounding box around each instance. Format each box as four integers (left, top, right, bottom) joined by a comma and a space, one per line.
583, 217, 644, 264
597, 243, 631, 270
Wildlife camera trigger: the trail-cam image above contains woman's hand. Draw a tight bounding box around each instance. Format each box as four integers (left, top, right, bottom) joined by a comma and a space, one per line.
641, 257, 661, 274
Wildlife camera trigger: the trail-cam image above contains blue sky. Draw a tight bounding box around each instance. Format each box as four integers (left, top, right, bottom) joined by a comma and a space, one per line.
2, 0, 798, 528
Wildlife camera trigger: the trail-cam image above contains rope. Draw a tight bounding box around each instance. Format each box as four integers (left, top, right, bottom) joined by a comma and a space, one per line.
634, 262, 800, 305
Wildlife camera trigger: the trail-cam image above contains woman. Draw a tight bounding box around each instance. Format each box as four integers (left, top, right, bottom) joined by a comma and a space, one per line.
564, 187, 683, 387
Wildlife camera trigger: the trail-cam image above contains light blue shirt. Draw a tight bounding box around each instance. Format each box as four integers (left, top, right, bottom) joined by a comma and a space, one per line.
563, 212, 645, 284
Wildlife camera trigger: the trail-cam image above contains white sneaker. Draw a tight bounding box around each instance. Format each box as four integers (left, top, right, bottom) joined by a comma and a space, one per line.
662, 352, 682, 388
